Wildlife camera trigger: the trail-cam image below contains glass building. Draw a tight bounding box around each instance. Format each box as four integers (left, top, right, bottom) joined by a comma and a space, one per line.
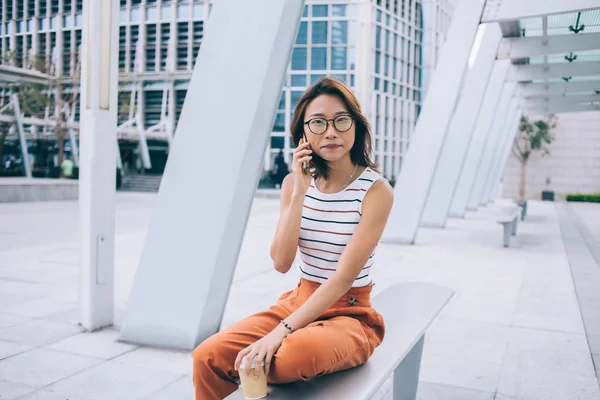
0, 0, 454, 180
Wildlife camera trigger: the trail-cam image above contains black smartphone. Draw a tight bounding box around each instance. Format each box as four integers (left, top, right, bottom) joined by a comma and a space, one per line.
302, 133, 311, 170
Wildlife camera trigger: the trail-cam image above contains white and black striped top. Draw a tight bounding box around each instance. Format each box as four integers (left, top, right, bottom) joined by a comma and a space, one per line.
297, 167, 385, 287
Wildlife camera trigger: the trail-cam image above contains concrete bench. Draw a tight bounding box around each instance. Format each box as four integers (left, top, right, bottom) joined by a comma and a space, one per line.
514, 200, 527, 220
497, 205, 523, 248
226, 282, 454, 400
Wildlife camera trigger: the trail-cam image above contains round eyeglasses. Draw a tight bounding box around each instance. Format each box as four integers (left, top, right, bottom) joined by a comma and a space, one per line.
303, 115, 354, 135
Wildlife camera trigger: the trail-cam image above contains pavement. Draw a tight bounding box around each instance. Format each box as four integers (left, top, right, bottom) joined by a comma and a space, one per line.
0, 192, 599, 400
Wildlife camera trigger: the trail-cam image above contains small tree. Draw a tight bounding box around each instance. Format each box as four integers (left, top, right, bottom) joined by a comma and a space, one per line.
511, 115, 557, 200
0, 49, 81, 175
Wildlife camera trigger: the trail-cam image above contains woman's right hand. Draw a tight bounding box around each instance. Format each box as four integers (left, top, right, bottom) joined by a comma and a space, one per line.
291, 138, 313, 196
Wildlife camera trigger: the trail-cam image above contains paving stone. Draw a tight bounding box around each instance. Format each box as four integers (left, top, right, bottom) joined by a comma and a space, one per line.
0, 348, 100, 388
46, 328, 137, 360
42, 360, 184, 400
0, 379, 37, 399
0, 339, 33, 360
0, 319, 83, 346
417, 381, 495, 400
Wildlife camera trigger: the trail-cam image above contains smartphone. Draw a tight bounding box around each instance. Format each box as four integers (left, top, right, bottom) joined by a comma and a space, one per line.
302, 133, 311, 171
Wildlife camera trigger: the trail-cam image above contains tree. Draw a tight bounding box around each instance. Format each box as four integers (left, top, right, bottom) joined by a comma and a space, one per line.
511, 115, 557, 200
0, 48, 80, 175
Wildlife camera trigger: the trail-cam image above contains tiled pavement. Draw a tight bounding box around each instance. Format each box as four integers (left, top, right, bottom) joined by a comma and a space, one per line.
0, 193, 599, 399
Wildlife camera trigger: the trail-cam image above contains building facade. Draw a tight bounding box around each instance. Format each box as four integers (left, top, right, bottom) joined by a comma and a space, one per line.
0, 0, 454, 180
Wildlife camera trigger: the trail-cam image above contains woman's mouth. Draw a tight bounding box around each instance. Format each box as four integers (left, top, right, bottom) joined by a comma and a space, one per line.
321, 144, 341, 150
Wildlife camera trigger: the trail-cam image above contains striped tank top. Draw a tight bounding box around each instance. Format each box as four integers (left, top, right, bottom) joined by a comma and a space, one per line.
297, 167, 385, 287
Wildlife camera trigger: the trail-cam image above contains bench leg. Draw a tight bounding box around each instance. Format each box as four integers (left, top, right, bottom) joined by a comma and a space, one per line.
393, 334, 424, 400
503, 225, 510, 247
511, 219, 517, 236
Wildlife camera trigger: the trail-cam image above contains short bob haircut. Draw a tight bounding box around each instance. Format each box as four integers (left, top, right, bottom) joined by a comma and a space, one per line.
290, 77, 378, 180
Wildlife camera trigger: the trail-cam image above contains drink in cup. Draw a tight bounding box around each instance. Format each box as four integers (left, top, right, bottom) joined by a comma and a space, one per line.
238, 357, 267, 399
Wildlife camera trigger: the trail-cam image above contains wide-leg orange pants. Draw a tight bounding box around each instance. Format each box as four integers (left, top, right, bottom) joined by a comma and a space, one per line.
191, 278, 386, 400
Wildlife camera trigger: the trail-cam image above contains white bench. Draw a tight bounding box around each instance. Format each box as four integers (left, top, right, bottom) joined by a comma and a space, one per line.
226, 282, 454, 400
496, 205, 523, 248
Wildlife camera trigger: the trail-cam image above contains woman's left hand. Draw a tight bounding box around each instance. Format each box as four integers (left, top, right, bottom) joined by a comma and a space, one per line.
234, 327, 287, 378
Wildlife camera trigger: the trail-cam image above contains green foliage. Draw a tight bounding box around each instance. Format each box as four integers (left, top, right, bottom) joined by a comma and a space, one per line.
566, 193, 600, 203
513, 115, 557, 162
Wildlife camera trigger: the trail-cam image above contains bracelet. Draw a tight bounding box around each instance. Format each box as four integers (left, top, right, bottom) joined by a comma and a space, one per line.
280, 320, 293, 332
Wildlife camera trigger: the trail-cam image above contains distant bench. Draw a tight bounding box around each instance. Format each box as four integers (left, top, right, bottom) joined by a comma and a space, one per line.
226, 282, 454, 400
497, 205, 523, 248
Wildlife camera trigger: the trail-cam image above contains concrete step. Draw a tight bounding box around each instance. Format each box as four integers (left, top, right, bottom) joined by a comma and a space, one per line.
119, 174, 162, 193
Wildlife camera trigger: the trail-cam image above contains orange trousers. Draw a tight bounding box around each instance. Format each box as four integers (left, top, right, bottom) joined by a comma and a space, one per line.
191, 278, 386, 400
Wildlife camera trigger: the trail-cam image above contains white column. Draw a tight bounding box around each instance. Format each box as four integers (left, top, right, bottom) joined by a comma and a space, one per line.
11, 94, 32, 178
467, 82, 516, 210
381, 0, 487, 244
481, 103, 521, 204
488, 111, 523, 202
119, 0, 305, 350
420, 23, 501, 228
354, 0, 372, 117
449, 60, 510, 218
79, 0, 119, 331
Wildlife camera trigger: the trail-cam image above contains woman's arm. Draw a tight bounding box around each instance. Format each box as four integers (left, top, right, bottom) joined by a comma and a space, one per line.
278, 179, 394, 334
269, 138, 312, 273
269, 174, 304, 273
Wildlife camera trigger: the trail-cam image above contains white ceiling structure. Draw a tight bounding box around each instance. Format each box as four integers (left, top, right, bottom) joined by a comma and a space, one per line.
486, 2, 600, 115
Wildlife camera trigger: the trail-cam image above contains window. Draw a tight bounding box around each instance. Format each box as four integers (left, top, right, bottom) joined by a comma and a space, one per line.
119, 50, 126, 70
332, 5, 346, 16
193, 21, 203, 43
311, 47, 327, 70
291, 74, 306, 87
192, 4, 203, 18
296, 22, 307, 45
331, 47, 346, 70
331, 21, 347, 45
177, 5, 190, 18
272, 114, 285, 132
312, 5, 328, 17
161, 5, 171, 19
146, 48, 156, 71
271, 136, 285, 148
146, 6, 158, 21
312, 22, 327, 44
278, 92, 285, 110
291, 91, 303, 108
291, 47, 307, 70
131, 7, 141, 22
147, 24, 157, 45
311, 74, 326, 84
119, 26, 127, 47
177, 47, 188, 70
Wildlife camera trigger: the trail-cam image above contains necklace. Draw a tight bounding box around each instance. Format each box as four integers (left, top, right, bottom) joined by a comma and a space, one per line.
316, 164, 358, 192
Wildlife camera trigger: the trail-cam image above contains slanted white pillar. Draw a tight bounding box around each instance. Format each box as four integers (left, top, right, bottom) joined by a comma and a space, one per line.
466, 82, 516, 211
479, 99, 518, 205
119, 0, 305, 350
482, 105, 522, 204
420, 24, 502, 228
11, 94, 32, 178
449, 60, 510, 218
381, 0, 487, 244
79, 0, 119, 330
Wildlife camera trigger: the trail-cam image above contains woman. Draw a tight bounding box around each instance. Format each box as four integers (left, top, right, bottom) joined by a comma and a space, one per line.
192, 77, 394, 399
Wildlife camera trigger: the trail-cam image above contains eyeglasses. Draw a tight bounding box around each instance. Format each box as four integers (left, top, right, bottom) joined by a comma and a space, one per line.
303, 115, 354, 135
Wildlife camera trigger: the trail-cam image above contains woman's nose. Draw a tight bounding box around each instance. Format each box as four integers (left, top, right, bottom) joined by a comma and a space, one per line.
324, 122, 338, 138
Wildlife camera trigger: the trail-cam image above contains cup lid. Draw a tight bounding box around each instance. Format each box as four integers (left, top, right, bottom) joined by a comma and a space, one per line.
240, 356, 265, 369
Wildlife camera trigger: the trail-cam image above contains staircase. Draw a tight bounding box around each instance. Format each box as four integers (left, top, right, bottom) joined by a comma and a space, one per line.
119, 173, 162, 193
